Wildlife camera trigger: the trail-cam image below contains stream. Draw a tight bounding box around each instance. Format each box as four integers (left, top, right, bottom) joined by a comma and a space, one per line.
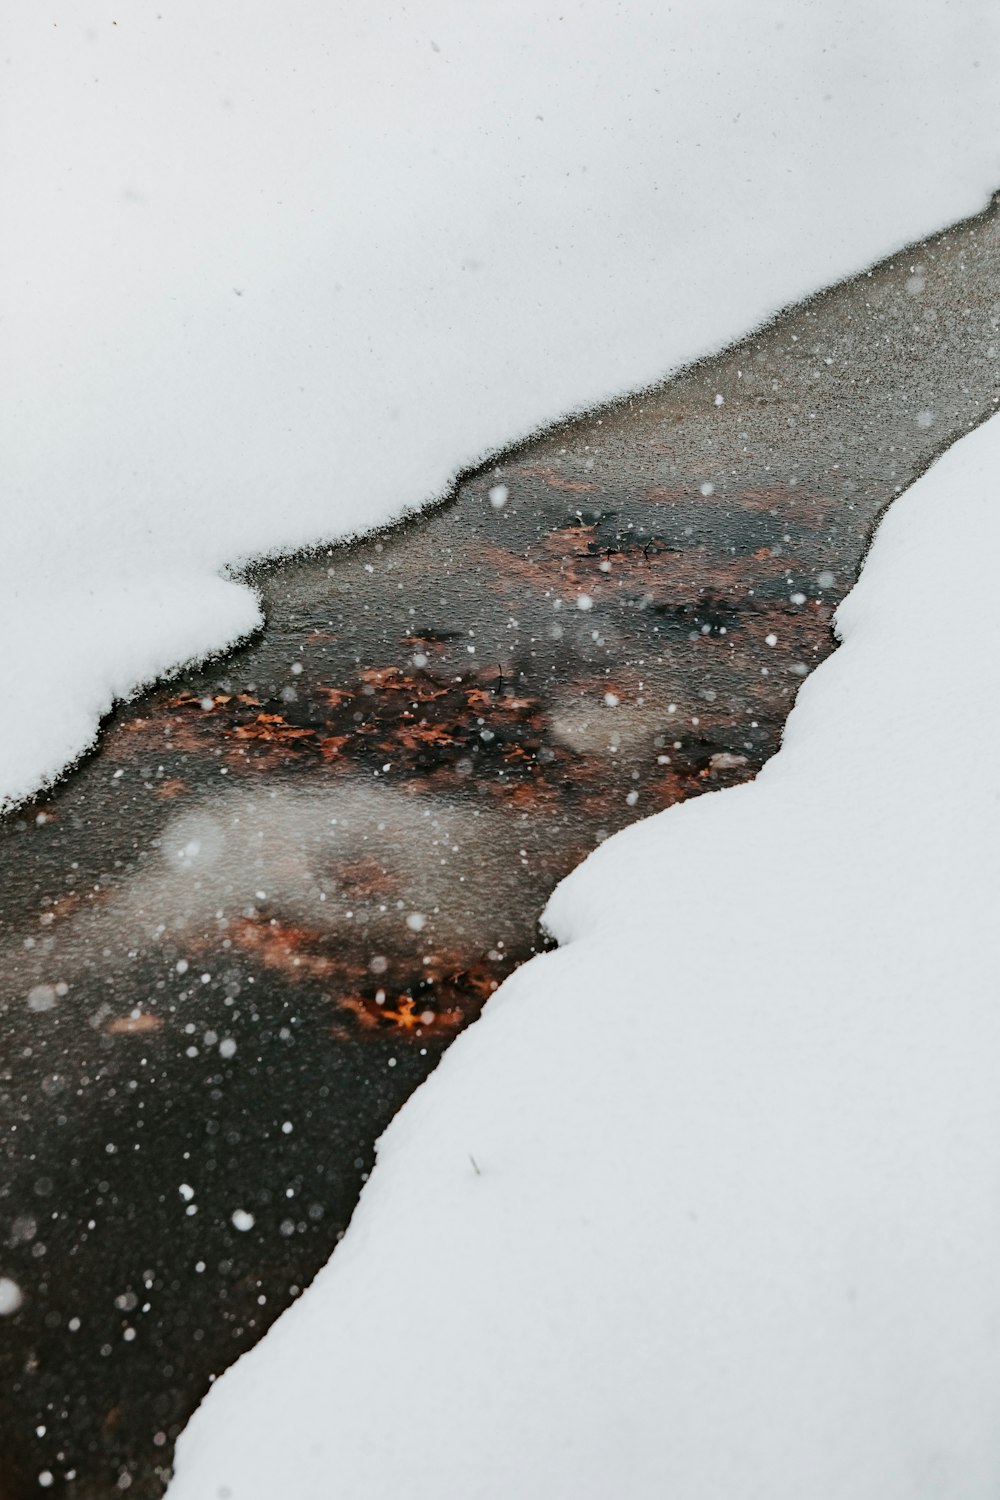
1, 197, 998, 1497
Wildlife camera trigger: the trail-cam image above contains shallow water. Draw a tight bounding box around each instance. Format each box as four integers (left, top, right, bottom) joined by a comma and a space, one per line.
1, 198, 999, 1496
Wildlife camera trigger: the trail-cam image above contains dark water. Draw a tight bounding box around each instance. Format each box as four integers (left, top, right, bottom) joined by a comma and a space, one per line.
1, 197, 999, 1496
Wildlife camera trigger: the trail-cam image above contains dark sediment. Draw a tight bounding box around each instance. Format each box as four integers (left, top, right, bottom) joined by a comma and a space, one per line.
1, 198, 999, 1497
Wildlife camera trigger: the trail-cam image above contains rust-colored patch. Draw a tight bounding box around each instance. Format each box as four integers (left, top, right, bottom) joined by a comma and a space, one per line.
228, 916, 341, 982
106, 1012, 163, 1035
515, 464, 597, 493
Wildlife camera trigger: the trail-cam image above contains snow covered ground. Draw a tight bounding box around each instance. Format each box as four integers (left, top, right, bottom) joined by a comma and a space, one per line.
3, 0, 1000, 808
168, 408, 1000, 1499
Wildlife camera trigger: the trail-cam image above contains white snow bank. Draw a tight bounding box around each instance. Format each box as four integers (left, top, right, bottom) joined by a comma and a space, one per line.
168, 415, 1000, 1498
3, 1, 1000, 807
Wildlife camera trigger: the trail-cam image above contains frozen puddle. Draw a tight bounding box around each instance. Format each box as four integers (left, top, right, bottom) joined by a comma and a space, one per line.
1, 200, 999, 1497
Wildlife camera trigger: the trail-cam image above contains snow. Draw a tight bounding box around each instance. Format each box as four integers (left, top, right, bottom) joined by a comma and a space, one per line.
0, 1277, 23, 1317
3, 0, 1000, 808
169, 410, 1000, 1496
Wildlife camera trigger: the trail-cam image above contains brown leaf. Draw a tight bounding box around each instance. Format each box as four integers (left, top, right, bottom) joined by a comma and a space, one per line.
316, 686, 353, 708
106, 1012, 162, 1035
232, 714, 316, 743
165, 692, 232, 709
358, 666, 406, 689
319, 734, 350, 761
392, 722, 459, 751
156, 778, 188, 799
